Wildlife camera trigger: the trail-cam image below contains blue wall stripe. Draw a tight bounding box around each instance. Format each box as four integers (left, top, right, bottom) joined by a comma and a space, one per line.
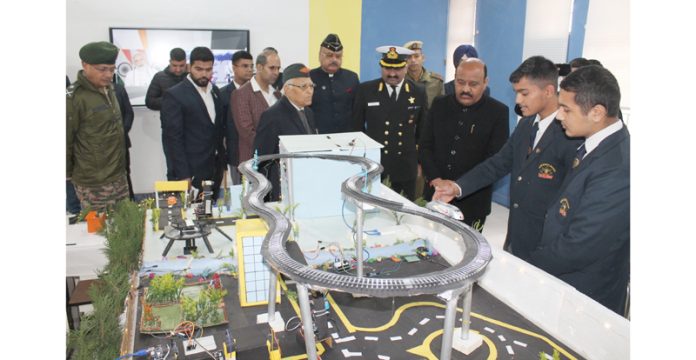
359, 0, 449, 82
566, 0, 590, 61
475, 0, 527, 208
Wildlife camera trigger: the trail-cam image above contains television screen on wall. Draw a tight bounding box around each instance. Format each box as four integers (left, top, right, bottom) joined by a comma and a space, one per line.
109, 27, 250, 106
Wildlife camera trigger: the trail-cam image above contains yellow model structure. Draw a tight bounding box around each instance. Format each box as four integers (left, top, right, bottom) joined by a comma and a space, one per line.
235, 218, 281, 307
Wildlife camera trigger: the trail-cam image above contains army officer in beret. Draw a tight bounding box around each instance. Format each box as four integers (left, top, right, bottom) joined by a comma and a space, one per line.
352, 46, 427, 200
67, 41, 130, 213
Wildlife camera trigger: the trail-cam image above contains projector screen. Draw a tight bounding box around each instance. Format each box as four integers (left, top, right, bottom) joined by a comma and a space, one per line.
109, 27, 250, 106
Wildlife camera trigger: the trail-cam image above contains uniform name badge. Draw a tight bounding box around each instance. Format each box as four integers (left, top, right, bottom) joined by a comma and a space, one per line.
368, 102, 380, 107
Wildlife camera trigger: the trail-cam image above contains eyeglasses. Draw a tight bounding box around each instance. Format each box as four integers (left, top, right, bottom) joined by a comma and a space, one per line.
286, 83, 316, 91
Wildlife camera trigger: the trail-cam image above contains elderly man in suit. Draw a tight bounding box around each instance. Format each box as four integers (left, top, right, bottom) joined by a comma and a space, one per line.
419, 58, 508, 230
232, 48, 282, 164
528, 65, 630, 315
352, 46, 427, 200
254, 63, 317, 201
434, 56, 580, 257
161, 46, 228, 197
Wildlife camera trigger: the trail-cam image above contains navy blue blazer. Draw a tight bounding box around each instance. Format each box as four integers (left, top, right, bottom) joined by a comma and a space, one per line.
529, 125, 630, 314
455, 116, 581, 259
161, 79, 227, 188
352, 78, 427, 183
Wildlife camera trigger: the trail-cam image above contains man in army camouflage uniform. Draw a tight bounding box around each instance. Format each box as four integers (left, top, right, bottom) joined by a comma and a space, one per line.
404, 40, 444, 108
67, 41, 130, 213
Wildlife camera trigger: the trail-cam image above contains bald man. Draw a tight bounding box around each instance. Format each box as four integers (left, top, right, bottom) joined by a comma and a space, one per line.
433, 56, 580, 258
419, 58, 509, 230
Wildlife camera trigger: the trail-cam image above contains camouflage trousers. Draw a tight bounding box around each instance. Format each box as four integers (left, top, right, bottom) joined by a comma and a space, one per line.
74, 174, 130, 213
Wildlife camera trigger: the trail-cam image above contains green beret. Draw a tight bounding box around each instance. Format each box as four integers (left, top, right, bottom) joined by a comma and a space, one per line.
79, 41, 119, 65
283, 63, 310, 85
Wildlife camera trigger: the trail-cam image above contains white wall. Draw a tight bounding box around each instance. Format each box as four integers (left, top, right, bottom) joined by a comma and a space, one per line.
583, 0, 631, 109
66, 0, 309, 193
522, 0, 573, 63
445, 0, 477, 82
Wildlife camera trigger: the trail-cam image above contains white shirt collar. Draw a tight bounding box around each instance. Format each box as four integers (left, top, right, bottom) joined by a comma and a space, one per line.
532, 110, 559, 148
583, 120, 623, 156
386, 79, 405, 96
233, 80, 245, 89
251, 75, 274, 94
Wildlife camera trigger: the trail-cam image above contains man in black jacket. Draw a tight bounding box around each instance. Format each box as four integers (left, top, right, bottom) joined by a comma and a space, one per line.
161, 47, 227, 197
309, 34, 359, 134
434, 56, 580, 260
147, 48, 188, 180
145, 48, 188, 110
254, 63, 317, 201
419, 58, 508, 230
352, 46, 427, 200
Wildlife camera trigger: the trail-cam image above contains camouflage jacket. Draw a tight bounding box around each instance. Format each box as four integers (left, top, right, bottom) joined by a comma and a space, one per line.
67, 70, 126, 186
406, 66, 444, 108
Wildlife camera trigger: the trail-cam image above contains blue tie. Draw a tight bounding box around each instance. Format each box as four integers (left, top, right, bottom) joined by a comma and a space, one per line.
527, 121, 539, 156
573, 143, 587, 168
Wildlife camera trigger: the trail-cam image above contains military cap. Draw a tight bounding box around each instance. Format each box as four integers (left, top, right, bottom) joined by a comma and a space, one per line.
79, 41, 119, 65
283, 63, 311, 84
376, 45, 413, 68
403, 40, 423, 51
321, 33, 343, 52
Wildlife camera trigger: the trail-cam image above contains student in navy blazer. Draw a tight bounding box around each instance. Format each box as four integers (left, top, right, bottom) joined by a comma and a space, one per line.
529, 65, 629, 315
161, 47, 227, 196
434, 56, 580, 260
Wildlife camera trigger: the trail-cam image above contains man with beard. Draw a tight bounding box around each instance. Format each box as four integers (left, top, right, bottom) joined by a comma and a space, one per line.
434, 56, 580, 260
309, 34, 359, 134
419, 58, 508, 230
352, 46, 427, 200
161, 47, 227, 197
232, 48, 282, 164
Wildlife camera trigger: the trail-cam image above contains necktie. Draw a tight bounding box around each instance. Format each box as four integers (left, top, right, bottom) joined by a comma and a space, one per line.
390, 85, 397, 102
527, 121, 539, 156
298, 109, 312, 134
573, 143, 587, 168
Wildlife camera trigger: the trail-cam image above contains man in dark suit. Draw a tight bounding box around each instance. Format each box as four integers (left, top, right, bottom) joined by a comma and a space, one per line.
419, 58, 509, 230
254, 63, 317, 201
434, 56, 580, 259
309, 34, 359, 134
161, 47, 227, 197
219, 50, 254, 184
529, 65, 629, 315
352, 46, 427, 200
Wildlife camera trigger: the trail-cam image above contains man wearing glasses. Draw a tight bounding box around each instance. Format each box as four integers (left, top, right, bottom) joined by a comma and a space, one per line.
67, 41, 130, 212
309, 34, 359, 134
254, 63, 317, 201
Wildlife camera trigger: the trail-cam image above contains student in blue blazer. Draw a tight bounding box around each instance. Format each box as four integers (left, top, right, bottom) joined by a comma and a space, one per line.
528, 65, 629, 315
433, 56, 580, 260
